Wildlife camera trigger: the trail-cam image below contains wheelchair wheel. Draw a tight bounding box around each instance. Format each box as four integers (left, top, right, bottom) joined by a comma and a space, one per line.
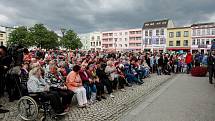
18, 96, 39, 121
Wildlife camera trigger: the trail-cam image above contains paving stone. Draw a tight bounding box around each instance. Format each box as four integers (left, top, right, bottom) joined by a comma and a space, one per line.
0, 74, 173, 121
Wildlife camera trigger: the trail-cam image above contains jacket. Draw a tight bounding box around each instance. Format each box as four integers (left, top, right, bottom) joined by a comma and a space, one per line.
185, 53, 192, 64
66, 71, 82, 91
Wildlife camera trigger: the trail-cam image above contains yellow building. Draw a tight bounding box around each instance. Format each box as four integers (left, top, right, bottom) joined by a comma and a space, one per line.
0, 31, 6, 46
166, 27, 191, 52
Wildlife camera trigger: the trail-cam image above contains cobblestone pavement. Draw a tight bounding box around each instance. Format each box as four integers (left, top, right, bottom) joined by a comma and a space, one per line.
122, 74, 215, 121
0, 74, 173, 121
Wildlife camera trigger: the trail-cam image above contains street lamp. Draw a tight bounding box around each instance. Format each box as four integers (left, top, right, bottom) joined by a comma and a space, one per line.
115, 38, 117, 52
61, 28, 66, 37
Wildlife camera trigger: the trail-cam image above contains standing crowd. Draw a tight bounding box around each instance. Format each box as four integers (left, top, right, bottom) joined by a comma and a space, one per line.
1, 44, 215, 114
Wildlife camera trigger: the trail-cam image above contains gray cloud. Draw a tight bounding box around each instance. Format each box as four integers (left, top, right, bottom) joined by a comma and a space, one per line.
0, 0, 214, 33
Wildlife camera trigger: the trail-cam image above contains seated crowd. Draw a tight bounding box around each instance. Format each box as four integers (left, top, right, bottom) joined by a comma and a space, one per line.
20, 49, 153, 115
2, 47, 196, 114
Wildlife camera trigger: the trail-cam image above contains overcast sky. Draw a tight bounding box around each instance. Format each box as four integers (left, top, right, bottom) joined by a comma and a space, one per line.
0, 0, 215, 34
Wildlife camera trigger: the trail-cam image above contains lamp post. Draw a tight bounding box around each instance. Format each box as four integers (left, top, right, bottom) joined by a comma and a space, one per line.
61, 28, 66, 37
115, 38, 117, 52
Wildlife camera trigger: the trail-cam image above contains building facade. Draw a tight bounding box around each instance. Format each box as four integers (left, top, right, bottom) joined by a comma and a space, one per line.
0, 31, 6, 46
142, 19, 174, 52
166, 27, 191, 52
102, 30, 129, 51
89, 32, 102, 51
128, 28, 142, 51
191, 23, 215, 54
0, 26, 16, 46
79, 33, 91, 50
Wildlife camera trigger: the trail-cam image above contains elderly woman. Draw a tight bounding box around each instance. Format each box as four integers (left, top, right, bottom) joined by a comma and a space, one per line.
79, 63, 97, 103
105, 60, 117, 93
27, 67, 66, 115
66, 65, 88, 108
45, 65, 74, 111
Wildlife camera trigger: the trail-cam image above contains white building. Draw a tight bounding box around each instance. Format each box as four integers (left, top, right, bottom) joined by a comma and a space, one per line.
79, 33, 91, 50
89, 32, 102, 51
191, 22, 215, 54
0, 25, 16, 46
142, 19, 174, 52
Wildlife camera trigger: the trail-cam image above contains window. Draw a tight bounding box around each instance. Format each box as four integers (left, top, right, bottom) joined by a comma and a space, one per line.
136, 37, 141, 40
114, 38, 117, 42
119, 38, 122, 41
207, 29, 210, 35
192, 39, 196, 45
160, 29, 164, 35
206, 39, 210, 45
96, 42, 98, 46
97, 36, 100, 40
169, 32, 174, 38
176, 31, 181, 37
193, 30, 196, 36
119, 32, 122, 36
169, 41, 173, 46
176, 40, 180, 46
155, 38, 159, 44
125, 38, 127, 41
202, 29, 205, 35
201, 39, 205, 45
197, 29, 201, 36
125, 32, 128, 35
212, 29, 215, 35
0, 34, 3, 37
125, 44, 127, 47
149, 30, 152, 36
119, 44, 122, 47
145, 38, 148, 44
114, 33, 117, 36
145, 30, 148, 36
160, 38, 164, 44
149, 39, 152, 45
136, 43, 141, 46
184, 31, 189, 37
129, 43, 136, 46
91, 36, 94, 40
0, 41, 3, 46
156, 30, 159, 36
197, 39, 200, 45
183, 40, 188, 46
136, 31, 141, 34
99, 41, 101, 46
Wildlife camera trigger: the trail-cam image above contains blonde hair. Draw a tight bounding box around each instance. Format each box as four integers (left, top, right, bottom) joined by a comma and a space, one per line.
29, 67, 41, 77
107, 60, 113, 66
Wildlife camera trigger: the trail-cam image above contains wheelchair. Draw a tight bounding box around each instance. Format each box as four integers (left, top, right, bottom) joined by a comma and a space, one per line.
16, 77, 58, 121
17, 92, 54, 121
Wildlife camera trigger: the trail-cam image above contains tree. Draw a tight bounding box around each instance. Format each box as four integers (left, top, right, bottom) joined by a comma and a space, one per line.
28, 24, 59, 49
60, 29, 83, 50
8, 26, 31, 47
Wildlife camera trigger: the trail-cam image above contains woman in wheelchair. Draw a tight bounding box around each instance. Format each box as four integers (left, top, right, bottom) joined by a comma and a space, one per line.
45, 65, 74, 112
27, 67, 67, 115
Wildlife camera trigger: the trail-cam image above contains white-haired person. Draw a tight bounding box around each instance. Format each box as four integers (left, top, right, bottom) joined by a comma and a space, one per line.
27, 67, 67, 115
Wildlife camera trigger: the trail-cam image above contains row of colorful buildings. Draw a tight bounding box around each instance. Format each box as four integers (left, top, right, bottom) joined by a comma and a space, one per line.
79, 19, 215, 53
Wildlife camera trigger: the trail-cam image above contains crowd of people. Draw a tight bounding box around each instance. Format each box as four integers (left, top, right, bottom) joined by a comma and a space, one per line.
0, 44, 215, 115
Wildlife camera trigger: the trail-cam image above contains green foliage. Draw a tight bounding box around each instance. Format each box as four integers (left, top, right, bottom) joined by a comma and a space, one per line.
29, 24, 59, 49
60, 30, 83, 50
9, 24, 59, 49
8, 26, 31, 47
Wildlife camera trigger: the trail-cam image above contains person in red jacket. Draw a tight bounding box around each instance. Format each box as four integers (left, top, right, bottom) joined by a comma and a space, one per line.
185, 52, 193, 74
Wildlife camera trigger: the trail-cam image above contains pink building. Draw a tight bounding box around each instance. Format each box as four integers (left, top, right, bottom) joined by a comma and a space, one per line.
102, 28, 142, 51
128, 28, 142, 51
